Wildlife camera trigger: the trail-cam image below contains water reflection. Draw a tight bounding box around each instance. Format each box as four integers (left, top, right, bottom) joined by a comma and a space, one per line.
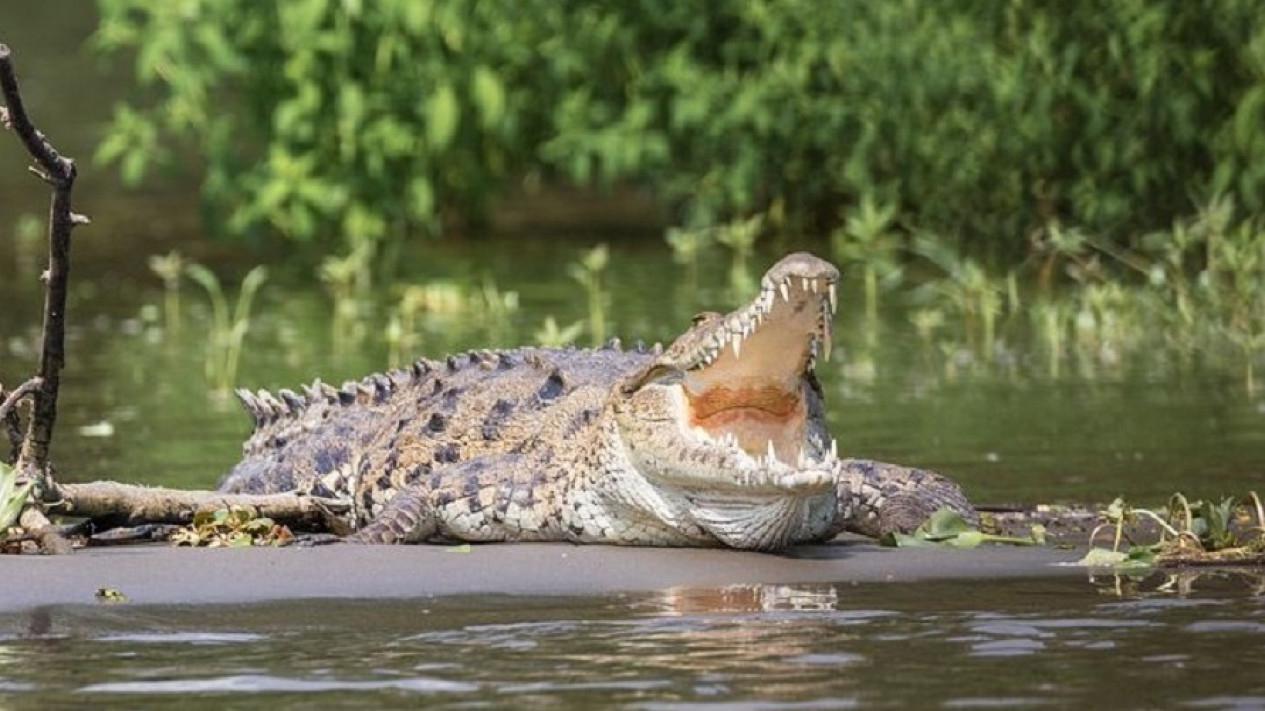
0, 576, 1263, 708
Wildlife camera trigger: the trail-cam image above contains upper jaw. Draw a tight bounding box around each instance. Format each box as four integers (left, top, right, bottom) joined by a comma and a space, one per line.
672, 252, 840, 374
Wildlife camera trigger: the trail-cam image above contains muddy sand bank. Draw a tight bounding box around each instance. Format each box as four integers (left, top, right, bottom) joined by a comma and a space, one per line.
2, 538, 1084, 613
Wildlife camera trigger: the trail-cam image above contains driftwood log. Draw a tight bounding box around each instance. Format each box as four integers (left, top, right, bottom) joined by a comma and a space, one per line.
50, 482, 347, 528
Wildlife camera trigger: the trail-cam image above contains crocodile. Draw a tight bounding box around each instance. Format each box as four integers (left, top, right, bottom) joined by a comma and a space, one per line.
218, 252, 976, 550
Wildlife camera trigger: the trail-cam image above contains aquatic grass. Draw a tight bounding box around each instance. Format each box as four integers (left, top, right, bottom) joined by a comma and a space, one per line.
912, 233, 1007, 359
385, 278, 520, 366
665, 225, 709, 292
184, 263, 268, 396
534, 316, 584, 348
831, 194, 904, 323
568, 244, 610, 345
715, 213, 764, 293
893, 197, 1265, 390
320, 244, 375, 356
147, 250, 184, 335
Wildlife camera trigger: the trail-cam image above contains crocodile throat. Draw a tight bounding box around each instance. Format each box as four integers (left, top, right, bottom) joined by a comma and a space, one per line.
680, 267, 834, 463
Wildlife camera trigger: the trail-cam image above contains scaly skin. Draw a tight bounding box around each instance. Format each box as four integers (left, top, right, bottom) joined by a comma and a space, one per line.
218, 252, 976, 550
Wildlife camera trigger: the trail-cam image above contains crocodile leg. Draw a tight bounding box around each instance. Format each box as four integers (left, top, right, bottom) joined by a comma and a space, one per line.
348, 453, 560, 544
833, 458, 977, 538
346, 487, 438, 544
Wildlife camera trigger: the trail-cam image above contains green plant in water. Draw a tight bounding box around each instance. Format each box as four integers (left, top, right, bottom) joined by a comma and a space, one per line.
716, 214, 764, 295
184, 263, 268, 396
831, 195, 903, 323
320, 243, 376, 357
568, 244, 610, 345
909, 308, 945, 350
665, 225, 712, 292
170, 505, 293, 547
0, 460, 34, 533
913, 234, 1005, 359
477, 276, 520, 343
534, 316, 584, 348
147, 250, 185, 335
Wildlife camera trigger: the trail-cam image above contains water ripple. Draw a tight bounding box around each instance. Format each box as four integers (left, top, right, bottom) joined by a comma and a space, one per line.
77, 674, 477, 695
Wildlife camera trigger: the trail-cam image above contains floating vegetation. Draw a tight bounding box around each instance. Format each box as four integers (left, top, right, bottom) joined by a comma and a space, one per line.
1076, 493, 1265, 569
184, 264, 269, 396
170, 506, 293, 548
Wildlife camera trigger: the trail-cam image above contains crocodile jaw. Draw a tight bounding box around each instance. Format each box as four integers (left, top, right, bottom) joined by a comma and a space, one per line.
615, 252, 841, 494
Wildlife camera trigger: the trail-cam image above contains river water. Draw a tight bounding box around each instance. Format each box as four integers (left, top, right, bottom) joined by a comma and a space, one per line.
2, 574, 1265, 709
2, 3, 1264, 708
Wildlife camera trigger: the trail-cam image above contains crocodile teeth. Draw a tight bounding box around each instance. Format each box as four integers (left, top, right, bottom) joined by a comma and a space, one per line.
779, 280, 791, 302
828, 282, 838, 314
731, 334, 742, 359
766, 439, 777, 464
830, 439, 838, 459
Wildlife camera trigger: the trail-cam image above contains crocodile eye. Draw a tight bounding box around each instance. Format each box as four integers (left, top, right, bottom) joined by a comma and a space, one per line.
691, 311, 722, 327
619, 364, 681, 393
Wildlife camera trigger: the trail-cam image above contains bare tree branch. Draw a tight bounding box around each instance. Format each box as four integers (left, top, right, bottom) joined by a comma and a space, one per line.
1, 378, 41, 464
0, 43, 89, 479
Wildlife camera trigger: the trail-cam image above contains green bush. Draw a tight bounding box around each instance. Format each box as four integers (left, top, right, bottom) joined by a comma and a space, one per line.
95, 0, 1265, 261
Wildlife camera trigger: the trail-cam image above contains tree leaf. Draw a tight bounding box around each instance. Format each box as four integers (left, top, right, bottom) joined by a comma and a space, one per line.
426, 83, 460, 150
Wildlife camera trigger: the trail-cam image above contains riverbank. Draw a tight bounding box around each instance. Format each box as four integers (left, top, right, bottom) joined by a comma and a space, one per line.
0, 537, 1084, 613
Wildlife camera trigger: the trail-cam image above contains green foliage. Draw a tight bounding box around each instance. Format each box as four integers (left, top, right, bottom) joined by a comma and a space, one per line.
1077, 493, 1265, 568
0, 460, 34, 533
880, 507, 1046, 548
94, 0, 1265, 261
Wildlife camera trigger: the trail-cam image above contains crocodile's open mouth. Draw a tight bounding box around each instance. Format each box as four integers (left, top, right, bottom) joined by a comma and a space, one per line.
681, 262, 837, 464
